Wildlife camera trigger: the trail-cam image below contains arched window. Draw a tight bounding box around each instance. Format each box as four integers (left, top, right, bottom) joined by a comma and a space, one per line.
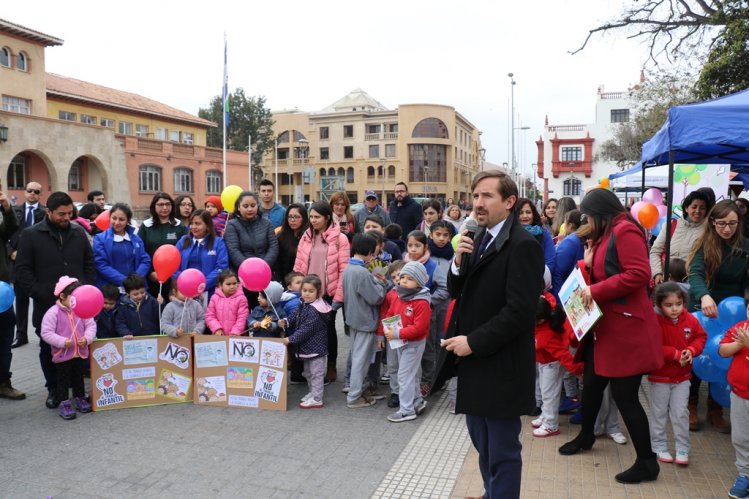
16, 52, 27, 72
412, 118, 449, 139
8, 154, 26, 189
277, 131, 289, 143
0, 48, 9, 68
68, 160, 82, 191
139, 165, 162, 192
377, 165, 383, 177
347, 167, 354, 183
319, 168, 327, 178
388, 165, 396, 178
205, 170, 222, 194
328, 168, 335, 176
337, 167, 345, 177
174, 167, 193, 193
367, 166, 375, 179
563, 178, 582, 196
293, 130, 307, 142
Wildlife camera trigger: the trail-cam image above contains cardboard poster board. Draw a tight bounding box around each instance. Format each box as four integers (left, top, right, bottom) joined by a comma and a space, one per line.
192, 335, 288, 411
90, 335, 193, 412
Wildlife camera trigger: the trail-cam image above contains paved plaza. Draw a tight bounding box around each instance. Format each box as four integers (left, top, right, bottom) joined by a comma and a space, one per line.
1, 321, 739, 498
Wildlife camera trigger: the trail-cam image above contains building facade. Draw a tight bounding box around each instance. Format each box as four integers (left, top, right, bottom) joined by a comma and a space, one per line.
261, 89, 483, 207
535, 82, 638, 205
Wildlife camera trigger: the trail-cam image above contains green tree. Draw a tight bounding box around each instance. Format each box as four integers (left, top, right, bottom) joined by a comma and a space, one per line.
198, 88, 275, 182
695, 17, 749, 99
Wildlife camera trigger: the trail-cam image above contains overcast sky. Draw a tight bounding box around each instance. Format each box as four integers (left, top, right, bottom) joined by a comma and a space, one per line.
5, 0, 649, 172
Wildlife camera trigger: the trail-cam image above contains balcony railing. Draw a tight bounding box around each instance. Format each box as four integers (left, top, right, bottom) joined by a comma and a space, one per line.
365, 132, 399, 141
384, 132, 398, 140
546, 124, 586, 132
600, 91, 627, 100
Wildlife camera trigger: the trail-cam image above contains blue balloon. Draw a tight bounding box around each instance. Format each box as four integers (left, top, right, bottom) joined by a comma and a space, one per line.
651, 216, 668, 237
705, 334, 732, 371
0, 282, 14, 313
702, 316, 726, 340
692, 354, 725, 383
717, 296, 747, 331
709, 382, 732, 408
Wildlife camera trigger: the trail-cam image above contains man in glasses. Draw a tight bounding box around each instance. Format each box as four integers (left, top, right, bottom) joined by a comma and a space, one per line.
8, 181, 45, 348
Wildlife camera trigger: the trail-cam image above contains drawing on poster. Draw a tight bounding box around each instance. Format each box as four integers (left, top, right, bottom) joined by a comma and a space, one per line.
122, 338, 158, 365
95, 373, 125, 408
227, 366, 254, 389
157, 369, 192, 401
229, 338, 259, 363
92, 342, 122, 370
254, 367, 284, 403
228, 394, 259, 408
195, 341, 228, 368
126, 379, 156, 400
159, 341, 191, 370
122, 366, 156, 380
197, 376, 227, 402
259, 341, 286, 369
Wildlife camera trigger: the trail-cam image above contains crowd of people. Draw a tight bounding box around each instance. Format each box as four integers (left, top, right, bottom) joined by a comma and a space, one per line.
3, 173, 749, 498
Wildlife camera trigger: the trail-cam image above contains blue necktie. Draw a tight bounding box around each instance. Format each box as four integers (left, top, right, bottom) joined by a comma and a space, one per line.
25, 206, 33, 227
477, 231, 493, 258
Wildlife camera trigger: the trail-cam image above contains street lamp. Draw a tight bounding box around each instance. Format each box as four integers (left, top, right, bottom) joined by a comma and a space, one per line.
298, 138, 309, 204
514, 126, 530, 197
508, 72, 516, 175
274, 137, 279, 203
380, 157, 387, 204
423, 166, 429, 197
479, 147, 486, 172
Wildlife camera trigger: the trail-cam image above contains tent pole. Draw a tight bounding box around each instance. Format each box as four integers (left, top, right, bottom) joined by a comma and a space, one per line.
641, 162, 646, 198
663, 151, 675, 281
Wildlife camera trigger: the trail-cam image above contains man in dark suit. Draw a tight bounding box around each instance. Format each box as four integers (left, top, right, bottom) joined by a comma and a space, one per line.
8, 181, 45, 348
443, 170, 544, 499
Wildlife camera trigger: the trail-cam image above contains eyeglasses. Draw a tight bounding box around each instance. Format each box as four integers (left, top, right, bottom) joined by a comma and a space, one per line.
26, 189, 41, 194
155, 202, 172, 208
179, 202, 194, 208
714, 221, 739, 228
287, 215, 302, 220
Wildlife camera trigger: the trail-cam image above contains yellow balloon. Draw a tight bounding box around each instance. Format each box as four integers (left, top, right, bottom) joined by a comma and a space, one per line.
221, 185, 244, 212
451, 234, 461, 251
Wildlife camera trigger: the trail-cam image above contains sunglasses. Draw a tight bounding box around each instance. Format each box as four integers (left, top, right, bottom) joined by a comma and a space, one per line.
26, 189, 41, 195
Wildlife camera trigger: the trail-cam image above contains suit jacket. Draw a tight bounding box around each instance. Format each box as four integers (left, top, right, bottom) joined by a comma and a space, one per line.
8, 203, 46, 268
446, 214, 544, 418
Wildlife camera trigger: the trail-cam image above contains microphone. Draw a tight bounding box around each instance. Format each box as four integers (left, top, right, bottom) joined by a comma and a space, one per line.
460, 218, 480, 275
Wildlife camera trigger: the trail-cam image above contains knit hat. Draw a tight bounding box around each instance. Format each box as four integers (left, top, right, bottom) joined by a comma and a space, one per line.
400, 261, 428, 288
263, 281, 284, 304
54, 275, 79, 297
205, 195, 223, 212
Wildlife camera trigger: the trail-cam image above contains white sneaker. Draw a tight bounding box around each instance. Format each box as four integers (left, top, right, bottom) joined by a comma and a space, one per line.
532, 425, 560, 438
415, 399, 427, 415
531, 417, 544, 428
298, 398, 323, 409
656, 450, 674, 463
674, 451, 689, 465
300, 392, 313, 403
341, 384, 350, 393
609, 432, 627, 445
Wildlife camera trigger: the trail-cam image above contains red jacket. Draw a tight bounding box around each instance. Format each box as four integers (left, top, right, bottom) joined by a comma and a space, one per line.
384, 295, 431, 342
721, 320, 749, 400
535, 321, 583, 375
577, 214, 663, 377
377, 289, 398, 337
648, 309, 707, 384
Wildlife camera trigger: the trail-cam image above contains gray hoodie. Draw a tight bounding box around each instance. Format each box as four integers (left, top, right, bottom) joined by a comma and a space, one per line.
342, 260, 386, 332
161, 298, 205, 336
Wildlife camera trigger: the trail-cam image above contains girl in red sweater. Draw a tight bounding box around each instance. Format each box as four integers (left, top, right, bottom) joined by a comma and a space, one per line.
649, 282, 706, 466
532, 292, 584, 437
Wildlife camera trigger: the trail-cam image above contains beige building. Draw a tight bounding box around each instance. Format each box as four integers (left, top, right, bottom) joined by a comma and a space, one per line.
262, 89, 483, 207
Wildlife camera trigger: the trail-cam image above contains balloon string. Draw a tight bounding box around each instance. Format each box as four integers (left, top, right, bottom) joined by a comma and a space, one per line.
179, 298, 187, 331
158, 282, 163, 335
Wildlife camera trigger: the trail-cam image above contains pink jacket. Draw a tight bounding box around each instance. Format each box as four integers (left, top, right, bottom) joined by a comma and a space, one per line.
41, 302, 97, 363
205, 287, 249, 335
294, 223, 350, 302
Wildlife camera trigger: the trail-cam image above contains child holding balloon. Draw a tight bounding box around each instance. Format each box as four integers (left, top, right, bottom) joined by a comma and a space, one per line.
649, 282, 706, 466
162, 286, 205, 337
205, 269, 249, 336
40, 276, 96, 420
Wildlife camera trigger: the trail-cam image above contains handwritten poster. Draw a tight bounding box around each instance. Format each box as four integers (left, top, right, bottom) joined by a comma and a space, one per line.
92, 343, 122, 370
195, 341, 228, 368
123, 339, 158, 365
260, 341, 286, 369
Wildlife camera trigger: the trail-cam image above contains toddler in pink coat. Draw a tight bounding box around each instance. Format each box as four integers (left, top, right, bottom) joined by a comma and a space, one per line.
205, 269, 249, 335
40, 276, 97, 420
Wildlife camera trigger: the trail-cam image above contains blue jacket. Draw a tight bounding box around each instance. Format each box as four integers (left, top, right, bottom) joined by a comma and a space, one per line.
263, 203, 286, 230
95, 307, 118, 339
93, 226, 151, 288
114, 294, 160, 337
286, 302, 329, 358
279, 290, 301, 317
540, 229, 556, 275
552, 232, 585, 299
249, 304, 286, 333
172, 235, 229, 292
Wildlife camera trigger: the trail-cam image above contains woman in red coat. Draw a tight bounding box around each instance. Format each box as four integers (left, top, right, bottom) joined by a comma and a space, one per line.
558, 188, 663, 484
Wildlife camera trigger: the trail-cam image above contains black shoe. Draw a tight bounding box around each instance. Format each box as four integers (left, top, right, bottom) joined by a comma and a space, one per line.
289, 374, 307, 385
529, 406, 542, 417
558, 433, 596, 455
615, 455, 660, 484
387, 393, 400, 408
45, 391, 60, 409
11, 337, 28, 348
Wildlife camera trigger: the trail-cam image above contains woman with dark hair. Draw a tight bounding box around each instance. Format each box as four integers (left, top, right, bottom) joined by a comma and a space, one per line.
541, 198, 558, 231
174, 195, 196, 226
294, 200, 350, 384
515, 197, 555, 275
558, 188, 663, 485
173, 209, 228, 302
93, 203, 151, 289
551, 196, 577, 241
419, 199, 443, 238
329, 192, 357, 242
687, 199, 749, 432
137, 192, 187, 299
735, 197, 749, 236
649, 190, 711, 286
223, 191, 279, 271
275, 203, 309, 281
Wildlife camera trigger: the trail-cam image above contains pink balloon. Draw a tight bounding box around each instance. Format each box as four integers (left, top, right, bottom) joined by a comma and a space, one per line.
657, 204, 669, 218
70, 285, 104, 319
176, 268, 206, 298
630, 201, 646, 221
642, 188, 664, 206
238, 257, 272, 292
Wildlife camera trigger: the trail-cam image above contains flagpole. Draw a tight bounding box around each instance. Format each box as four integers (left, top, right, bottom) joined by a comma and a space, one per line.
222, 33, 228, 189
248, 134, 252, 192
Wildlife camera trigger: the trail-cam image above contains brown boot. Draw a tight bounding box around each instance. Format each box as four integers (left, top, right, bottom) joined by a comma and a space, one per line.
0, 379, 26, 400
688, 396, 700, 431
708, 398, 731, 433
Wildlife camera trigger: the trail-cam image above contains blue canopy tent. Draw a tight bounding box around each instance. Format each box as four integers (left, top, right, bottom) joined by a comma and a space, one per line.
637, 88, 749, 278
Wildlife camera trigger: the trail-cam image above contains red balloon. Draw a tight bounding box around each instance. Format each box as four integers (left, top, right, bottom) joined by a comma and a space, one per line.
95, 210, 110, 231
637, 202, 659, 230
153, 245, 181, 283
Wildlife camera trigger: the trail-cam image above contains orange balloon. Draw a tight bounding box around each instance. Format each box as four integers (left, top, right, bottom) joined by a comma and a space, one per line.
637, 202, 659, 229
600, 178, 610, 189
95, 210, 110, 231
